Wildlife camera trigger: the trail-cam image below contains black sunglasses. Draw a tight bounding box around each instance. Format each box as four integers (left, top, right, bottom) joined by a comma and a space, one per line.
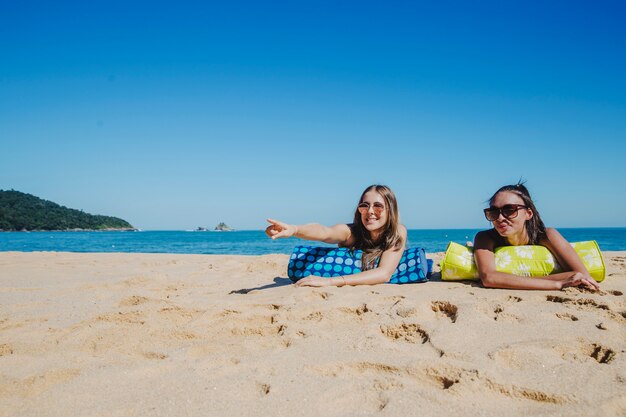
484, 204, 527, 221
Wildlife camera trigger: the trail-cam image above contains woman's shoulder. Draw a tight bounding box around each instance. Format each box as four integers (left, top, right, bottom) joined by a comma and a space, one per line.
337, 223, 354, 246
538, 227, 564, 245
334, 223, 353, 231
475, 228, 499, 242
398, 224, 408, 246
474, 228, 503, 249
475, 229, 491, 237
544, 227, 559, 237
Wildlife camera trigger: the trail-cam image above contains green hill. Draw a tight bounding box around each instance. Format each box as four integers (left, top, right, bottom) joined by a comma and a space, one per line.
0, 190, 135, 231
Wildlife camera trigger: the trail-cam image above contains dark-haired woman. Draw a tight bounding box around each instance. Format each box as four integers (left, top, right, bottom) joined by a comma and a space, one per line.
265, 185, 407, 287
474, 184, 599, 291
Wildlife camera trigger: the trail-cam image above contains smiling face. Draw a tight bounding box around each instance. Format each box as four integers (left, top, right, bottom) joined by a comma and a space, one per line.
490, 191, 533, 243
359, 190, 388, 238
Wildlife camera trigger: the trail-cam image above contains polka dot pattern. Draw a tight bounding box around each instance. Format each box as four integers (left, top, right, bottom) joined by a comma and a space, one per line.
288, 246, 430, 284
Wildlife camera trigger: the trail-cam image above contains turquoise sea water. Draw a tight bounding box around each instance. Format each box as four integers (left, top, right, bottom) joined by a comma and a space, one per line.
1, 228, 625, 255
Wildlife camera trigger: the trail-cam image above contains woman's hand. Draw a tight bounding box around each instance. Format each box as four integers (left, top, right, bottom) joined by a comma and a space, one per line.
560, 272, 600, 291
265, 218, 297, 240
294, 276, 337, 287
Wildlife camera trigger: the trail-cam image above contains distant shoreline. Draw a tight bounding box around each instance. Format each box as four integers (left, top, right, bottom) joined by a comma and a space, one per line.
4, 227, 625, 232
0, 228, 137, 232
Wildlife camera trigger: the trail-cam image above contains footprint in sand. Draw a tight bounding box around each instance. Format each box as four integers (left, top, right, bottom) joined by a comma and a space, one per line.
575, 299, 610, 311
4, 368, 81, 397
303, 311, 323, 322
118, 295, 150, 307
0, 343, 14, 356
426, 365, 566, 404
142, 351, 168, 360
230, 323, 288, 337
491, 305, 521, 322
218, 309, 241, 317
546, 295, 610, 311
158, 305, 205, 323
249, 303, 284, 311
431, 301, 458, 323
257, 382, 271, 396
225, 312, 292, 348
546, 295, 573, 303
309, 363, 402, 413
380, 323, 429, 344
96, 310, 146, 325
425, 366, 464, 389
312, 291, 332, 300
588, 344, 616, 364
379, 324, 445, 357
313, 360, 567, 405
339, 304, 370, 317
555, 312, 579, 321
555, 341, 617, 365
395, 306, 417, 318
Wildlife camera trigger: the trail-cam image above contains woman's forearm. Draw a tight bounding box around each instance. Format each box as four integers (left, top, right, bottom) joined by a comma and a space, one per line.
480, 271, 562, 290
294, 223, 347, 244
293, 223, 326, 240
338, 268, 392, 286
294, 268, 391, 288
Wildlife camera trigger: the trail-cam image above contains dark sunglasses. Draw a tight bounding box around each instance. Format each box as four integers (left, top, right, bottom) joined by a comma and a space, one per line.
358, 202, 385, 215
484, 204, 527, 221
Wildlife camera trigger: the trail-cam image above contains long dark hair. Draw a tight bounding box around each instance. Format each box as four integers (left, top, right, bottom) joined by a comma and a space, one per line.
489, 182, 547, 245
349, 185, 404, 270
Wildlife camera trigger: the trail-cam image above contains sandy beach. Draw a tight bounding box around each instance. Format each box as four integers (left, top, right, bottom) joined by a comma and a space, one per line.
1, 251, 624, 417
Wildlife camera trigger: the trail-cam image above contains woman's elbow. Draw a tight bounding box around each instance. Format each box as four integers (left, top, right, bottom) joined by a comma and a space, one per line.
373, 269, 393, 284
479, 271, 498, 288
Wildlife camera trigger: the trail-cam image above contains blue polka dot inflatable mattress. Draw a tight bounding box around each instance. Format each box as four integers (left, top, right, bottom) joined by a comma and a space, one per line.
288, 246, 431, 284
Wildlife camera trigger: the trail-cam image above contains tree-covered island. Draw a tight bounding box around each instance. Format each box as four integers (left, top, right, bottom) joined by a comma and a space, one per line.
0, 190, 135, 231
214, 222, 234, 231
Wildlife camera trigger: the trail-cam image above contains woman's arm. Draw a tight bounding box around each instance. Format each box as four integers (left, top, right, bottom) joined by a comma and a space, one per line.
295, 226, 408, 287
473, 230, 598, 291
265, 218, 352, 244
541, 228, 599, 290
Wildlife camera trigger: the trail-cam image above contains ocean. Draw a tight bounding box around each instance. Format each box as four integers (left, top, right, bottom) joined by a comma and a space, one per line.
1, 228, 625, 255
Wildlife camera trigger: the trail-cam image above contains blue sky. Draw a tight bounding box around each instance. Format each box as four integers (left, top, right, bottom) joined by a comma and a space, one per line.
1, 1, 625, 230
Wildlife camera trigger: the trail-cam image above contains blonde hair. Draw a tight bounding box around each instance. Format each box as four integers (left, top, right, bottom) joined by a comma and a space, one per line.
349, 185, 404, 270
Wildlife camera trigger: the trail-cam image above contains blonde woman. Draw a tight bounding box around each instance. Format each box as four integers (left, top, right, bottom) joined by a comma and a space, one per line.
265, 185, 407, 287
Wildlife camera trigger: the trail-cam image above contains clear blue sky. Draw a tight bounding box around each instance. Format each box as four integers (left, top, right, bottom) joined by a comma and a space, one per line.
1, 1, 625, 230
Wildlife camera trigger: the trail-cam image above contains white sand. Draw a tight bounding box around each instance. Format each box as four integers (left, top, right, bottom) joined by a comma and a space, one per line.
1, 251, 625, 417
